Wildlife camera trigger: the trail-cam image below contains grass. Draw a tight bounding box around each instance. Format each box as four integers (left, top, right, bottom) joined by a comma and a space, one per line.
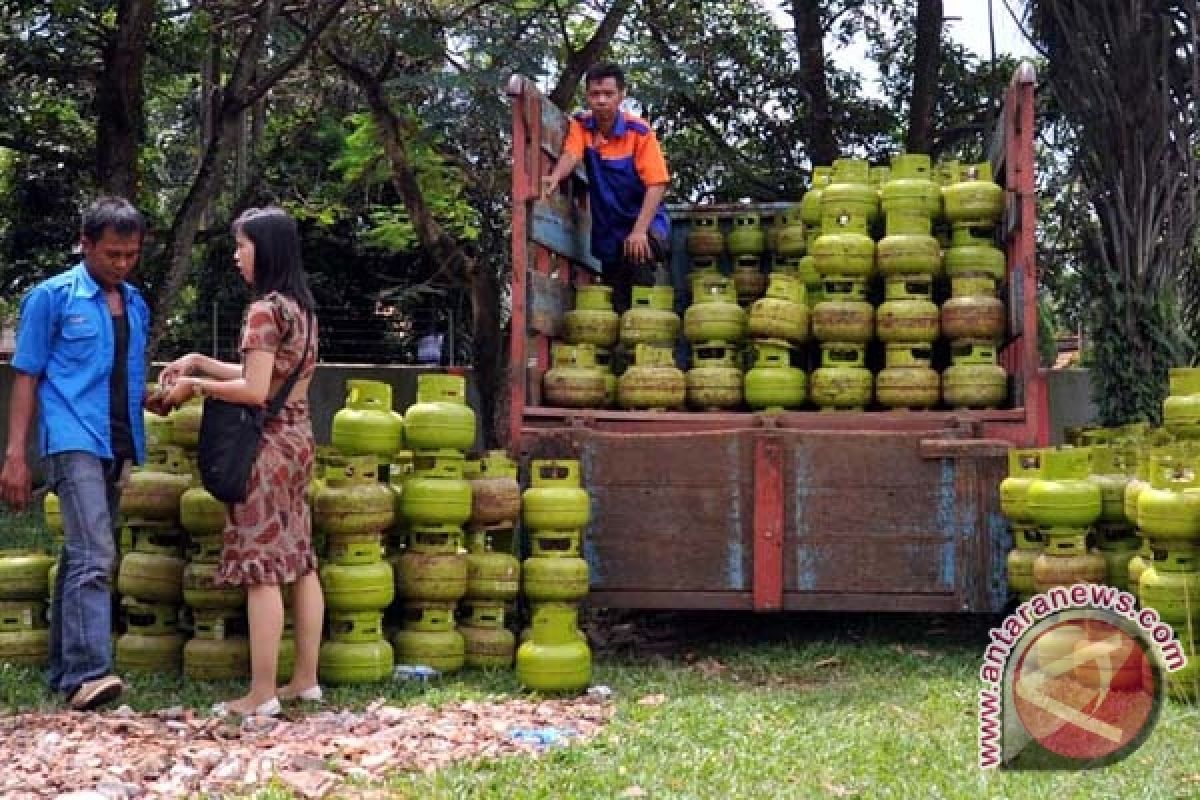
1, 612, 1199, 798
4, 509, 1200, 797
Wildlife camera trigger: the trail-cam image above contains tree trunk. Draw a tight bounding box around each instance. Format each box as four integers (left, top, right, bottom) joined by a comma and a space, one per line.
792, 0, 838, 166
95, 0, 154, 197
548, 0, 633, 111
147, 0, 346, 356
906, 0, 942, 155
332, 52, 502, 444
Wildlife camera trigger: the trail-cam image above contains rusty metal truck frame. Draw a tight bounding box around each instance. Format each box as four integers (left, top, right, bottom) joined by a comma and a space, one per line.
504, 64, 1046, 614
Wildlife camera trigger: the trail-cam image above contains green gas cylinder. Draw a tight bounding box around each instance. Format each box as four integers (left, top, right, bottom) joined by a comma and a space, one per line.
876, 213, 941, 277
121, 446, 191, 520
812, 217, 875, 279
686, 213, 725, 257
941, 281, 1005, 341
942, 341, 1007, 409
822, 158, 878, 227
396, 551, 467, 602
1136, 461, 1200, 543
943, 162, 1004, 225
687, 342, 744, 411
944, 225, 1005, 282
732, 256, 768, 306
774, 208, 806, 257
1165, 367, 1200, 439
393, 628, 465, 673
876, 276, 938, 344
810, 344, 873, 411
874, 360, 939, 410
404, 373, 476, 452
0, 551, 55, 601
1088, 446, 1134, 524
117, 551, 185, 605
1025, 448, 1103, 531
800, 167, 833, 229
1006, 528, 1043, 599
747, 272, 809, 343
42, 493, 63, 539
116, 632, 185, 674
400, 450, 472, 528
180, 481, 227, 537
1095, 524, 1140, 591
812, 279, 873, 343
684, 274, 746, 343
461, 603, 516, 668
618, 343, 686, 411
167, 397, 203, 448
1000, 449, 1044, 525
144, 402, 174, 451
1139, 547, 1200, 627
0, 600, 45, 632
1032, 530, 1107, 593
0, 629, 49, 666
880, 153, 941, 218
726, 212, 766, 256
182, 562, 246, 609
465, 452, 521, 527
544, 343, 608, 409
320, 560, 395, 611
619, 286, 680, 347
523, 554, 590, 604
564, 285, 620, 348
327, 609, 386, 643
523, 460, 590, 530
184, 636, 251, 682
315, 458, 397, 535
121, 598, 178, 635
743, 339, 805, 411
326, 531, 386, 566
516, 603, 591, 693
466, 528, 520, 601
332, 380, 405, 458
319, 638, 394, 685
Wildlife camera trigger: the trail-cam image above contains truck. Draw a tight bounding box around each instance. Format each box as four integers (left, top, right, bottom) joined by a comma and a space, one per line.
503, 63, 1046, 614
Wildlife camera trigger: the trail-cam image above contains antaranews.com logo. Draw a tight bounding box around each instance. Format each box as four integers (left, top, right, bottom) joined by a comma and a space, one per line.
978, 583, 1184, 769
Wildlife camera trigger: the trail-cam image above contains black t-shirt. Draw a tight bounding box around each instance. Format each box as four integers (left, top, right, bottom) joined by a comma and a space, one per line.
109, 312, 134, 463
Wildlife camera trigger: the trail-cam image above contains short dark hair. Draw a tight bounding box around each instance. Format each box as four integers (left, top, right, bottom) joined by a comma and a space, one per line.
232, 206, 315, 311
81, 196, 146, 242
585, 62, 625, 90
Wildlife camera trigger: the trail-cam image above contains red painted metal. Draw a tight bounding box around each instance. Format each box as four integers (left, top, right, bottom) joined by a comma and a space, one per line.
506, 76, 530, 451
505, 65, 1046, 613
752, 437, 784, 611
1001, 63, 1049, 447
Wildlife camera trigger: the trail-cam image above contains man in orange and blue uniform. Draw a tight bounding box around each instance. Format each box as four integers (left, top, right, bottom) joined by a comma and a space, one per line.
541, 62, 670, 312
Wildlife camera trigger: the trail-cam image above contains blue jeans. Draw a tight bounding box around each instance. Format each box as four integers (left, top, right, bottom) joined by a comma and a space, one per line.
44, 451, 124, 695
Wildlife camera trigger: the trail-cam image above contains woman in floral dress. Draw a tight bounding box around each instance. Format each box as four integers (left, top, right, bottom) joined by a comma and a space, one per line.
159, 206, 324, 715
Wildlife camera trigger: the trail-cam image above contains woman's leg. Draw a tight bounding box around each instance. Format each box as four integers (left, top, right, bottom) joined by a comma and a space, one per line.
279, 569, 324, 697
220, 583, 283, 713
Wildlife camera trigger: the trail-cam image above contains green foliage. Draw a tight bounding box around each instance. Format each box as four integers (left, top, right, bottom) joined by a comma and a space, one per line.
334, 113, 481, 253
1036, 295, 1058, 367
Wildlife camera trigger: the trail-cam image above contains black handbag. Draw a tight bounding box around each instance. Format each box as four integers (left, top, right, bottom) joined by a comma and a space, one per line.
196, 312, 312, 504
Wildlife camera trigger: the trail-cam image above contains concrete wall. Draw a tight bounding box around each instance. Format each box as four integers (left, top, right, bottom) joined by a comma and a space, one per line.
1044, 368, 1098, 445
0, 364, 480, 486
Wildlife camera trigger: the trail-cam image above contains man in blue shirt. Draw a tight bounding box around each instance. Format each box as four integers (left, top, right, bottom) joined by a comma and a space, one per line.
1, 196, 149, 710
541, 62, 671, 312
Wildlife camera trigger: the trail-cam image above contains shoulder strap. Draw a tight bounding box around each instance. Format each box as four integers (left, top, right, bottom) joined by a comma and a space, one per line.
264, 311, 312, 418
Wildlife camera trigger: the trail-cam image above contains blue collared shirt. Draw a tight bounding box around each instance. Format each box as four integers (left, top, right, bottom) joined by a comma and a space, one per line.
566, 110, 671, 265
12, 262, 149, 463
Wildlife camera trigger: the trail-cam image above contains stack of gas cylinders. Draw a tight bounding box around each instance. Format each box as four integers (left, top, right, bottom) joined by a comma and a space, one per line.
998, 370, 1200, 702
538, 153, 1011, 413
